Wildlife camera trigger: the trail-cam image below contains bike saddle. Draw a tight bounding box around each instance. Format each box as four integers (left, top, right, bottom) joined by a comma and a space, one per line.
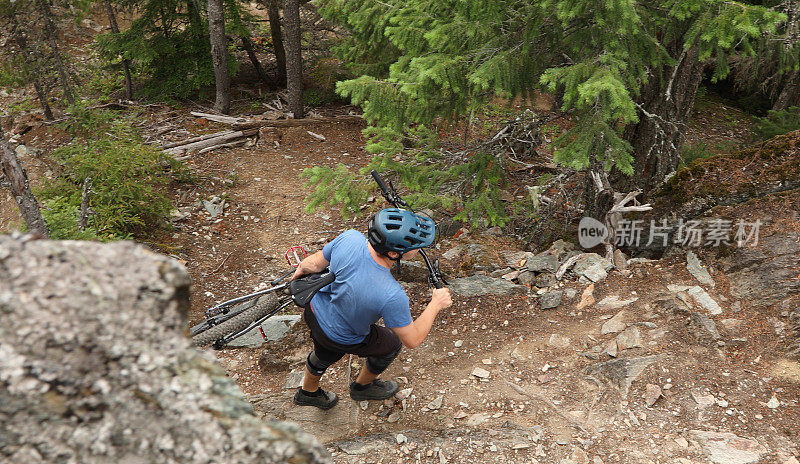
289, 269, 336, 307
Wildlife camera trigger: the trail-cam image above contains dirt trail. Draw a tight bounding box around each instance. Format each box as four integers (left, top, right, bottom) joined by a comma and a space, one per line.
2, 99, 799, 463
154, 113, 799, 464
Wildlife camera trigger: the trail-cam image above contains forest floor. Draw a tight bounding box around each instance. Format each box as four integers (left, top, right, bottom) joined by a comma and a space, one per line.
4, 90, 799, 464
1, 18, 799, 461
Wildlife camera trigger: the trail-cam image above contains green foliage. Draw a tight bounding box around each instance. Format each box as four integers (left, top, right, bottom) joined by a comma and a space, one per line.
302, 164, 371, 217
303, 88, 345, 106
81, 55, 125, 99
753, 107, 800, 140
679, 140, 739, 167
39, 107, 187, 239
316, 0, 787, 213
680, 141, 716, 167
40, 196, 108, 240
0, 55, 27, 89
316, 0, 402, 77
7, 97, 37, 115
96, 0, 249, 99
302, 140, 508, 227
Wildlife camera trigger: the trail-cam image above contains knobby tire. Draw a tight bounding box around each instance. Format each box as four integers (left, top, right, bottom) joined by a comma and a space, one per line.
192, 293, 282, 347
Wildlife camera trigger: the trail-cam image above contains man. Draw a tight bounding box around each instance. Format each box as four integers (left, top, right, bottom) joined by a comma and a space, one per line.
290, 208, 453, 410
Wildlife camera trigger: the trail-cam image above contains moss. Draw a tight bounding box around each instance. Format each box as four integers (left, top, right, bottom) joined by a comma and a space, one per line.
697, 182, 733, 198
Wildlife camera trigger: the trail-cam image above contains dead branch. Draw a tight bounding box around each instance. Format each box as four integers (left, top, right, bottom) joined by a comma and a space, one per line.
164, 129, 258, 156
78, 177, 92, 230
503, 378, 589, 433
232, 115, 363, 130
555, 253, 585, 280
195, 139, 247, 156
161, 130, 237, 149
212, 252, 233, 273
190, 111, 249, 125
603, 189, 652, 259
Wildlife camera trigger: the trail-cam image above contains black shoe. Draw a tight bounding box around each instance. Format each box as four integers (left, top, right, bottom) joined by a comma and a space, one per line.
293, 388, 339, 410
349, 379, 400, 401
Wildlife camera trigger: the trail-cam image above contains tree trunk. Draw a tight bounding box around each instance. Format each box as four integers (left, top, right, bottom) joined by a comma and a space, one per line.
283, 0, 304, 118
0, 130, 49, 237
773, 71, 800, 111
105, 0, 134, 100
31, 79, 54, 121
208, 0, 231, 114
615, 45, 706, 193
266, 0, 287, 87
11, 18, 54, 120
36, 0, 74, 106
241, 36, 277, 89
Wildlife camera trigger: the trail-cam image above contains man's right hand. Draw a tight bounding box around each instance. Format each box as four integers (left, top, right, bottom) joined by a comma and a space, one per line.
430, 287, 453, 311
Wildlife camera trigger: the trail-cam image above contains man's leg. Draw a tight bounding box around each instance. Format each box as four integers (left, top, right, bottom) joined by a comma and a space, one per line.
354, 367, 377, 386
302, 368, 322, 392
302, 349, 343, 390
350, 327, 402, 400
294, 307, 344, 409
355, 343, 401, 385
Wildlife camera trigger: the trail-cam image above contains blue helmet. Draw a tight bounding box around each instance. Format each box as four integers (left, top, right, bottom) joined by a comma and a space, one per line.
368, 208, 436, 255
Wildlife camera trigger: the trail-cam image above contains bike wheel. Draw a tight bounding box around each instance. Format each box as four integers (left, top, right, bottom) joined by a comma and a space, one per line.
192, 292, 282, 347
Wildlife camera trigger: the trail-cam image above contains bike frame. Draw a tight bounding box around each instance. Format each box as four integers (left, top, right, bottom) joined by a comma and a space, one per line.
204, 269, 294, 318
370, 170, 447, 289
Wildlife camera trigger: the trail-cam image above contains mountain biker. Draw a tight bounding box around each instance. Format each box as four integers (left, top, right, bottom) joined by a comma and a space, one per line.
290, 208, 453, 410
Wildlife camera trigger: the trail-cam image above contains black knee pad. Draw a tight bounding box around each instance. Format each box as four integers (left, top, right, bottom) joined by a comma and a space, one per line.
366, 344, 402, 375
306, 351, 332, 376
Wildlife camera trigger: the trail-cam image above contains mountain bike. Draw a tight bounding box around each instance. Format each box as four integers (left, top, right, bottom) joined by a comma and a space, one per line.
190, 247, 334, 349
190, 170, 446, 348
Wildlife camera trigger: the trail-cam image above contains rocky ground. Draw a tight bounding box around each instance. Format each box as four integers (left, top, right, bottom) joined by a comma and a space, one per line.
1, 34, 799, 460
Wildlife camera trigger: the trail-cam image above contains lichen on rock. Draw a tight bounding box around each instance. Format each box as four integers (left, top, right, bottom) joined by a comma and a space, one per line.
0, 237, 329, 464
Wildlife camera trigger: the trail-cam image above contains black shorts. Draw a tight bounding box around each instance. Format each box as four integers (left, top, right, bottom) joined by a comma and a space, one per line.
304, 305, 402, 363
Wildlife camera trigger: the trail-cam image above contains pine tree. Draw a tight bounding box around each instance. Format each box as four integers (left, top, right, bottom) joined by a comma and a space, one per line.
96, 0, 251, 99
311, 0, 789, 222
733, 1, 800, 111
1, 0, 84, 117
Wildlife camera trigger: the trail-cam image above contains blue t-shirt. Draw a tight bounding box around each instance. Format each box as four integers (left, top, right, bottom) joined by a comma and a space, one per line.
310, 229, 412, 344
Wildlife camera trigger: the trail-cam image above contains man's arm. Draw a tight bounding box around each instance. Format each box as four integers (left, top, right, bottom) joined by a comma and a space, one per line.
391, 288, 452, 349
291, 250, 330, 280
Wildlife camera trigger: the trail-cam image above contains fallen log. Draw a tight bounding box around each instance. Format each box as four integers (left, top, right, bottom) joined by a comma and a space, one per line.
165, 129, 257, 156
161, 130, 236, 149
190, 112, 249, 124
232, 115, 363, 130
196, 139, 247, 156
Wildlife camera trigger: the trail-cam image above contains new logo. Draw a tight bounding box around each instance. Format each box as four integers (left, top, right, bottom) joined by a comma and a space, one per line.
578, 217, 608, 249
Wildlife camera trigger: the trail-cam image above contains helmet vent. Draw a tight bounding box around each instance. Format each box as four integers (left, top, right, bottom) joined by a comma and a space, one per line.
368, 208, 436, 254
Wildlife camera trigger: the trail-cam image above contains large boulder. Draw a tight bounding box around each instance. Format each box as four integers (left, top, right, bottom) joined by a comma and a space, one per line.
0, 237, 328, 464
724, 232, 800, 307
448, 275, 527, 297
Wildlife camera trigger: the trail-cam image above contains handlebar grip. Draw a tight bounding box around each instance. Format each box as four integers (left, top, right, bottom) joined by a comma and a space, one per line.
371, 170, 391, 195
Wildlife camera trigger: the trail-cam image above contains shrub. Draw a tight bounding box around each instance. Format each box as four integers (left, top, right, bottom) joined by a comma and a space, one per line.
680, 141, 715, 167
39, 107, 188, 239
40, 195, 109, 240
753, 107, 800, 140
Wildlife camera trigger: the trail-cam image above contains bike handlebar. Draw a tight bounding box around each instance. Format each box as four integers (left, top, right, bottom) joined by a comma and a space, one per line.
371, 170, 391, 198
370, 170, 446, 289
